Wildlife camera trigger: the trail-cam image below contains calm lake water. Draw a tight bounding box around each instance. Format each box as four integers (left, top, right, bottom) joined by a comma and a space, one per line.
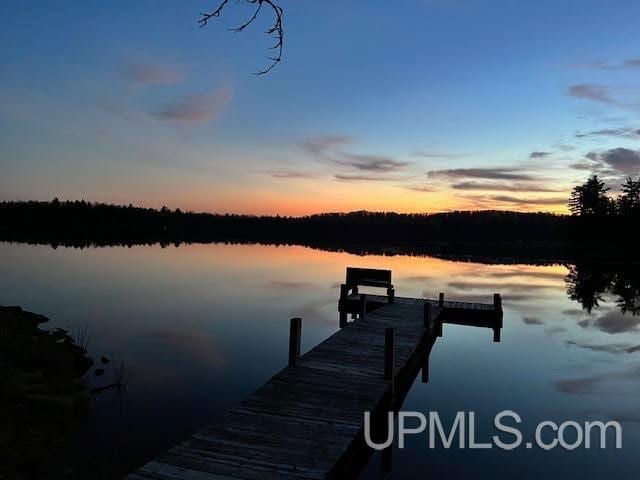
2, 242, 640, 479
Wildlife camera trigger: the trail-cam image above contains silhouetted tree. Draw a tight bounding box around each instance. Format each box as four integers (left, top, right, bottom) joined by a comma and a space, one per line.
568, 175, 613, 216
617, 176, 640, 216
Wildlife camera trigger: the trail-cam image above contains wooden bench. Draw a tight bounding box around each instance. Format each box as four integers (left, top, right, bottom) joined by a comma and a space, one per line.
346, 266, 393, 292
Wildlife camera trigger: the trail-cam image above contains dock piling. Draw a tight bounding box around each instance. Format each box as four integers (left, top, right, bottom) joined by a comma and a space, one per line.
439, 292, 444, 308
387, 287, 395, 304
423, 301, 431, 328
494, 293, 502, 311
493, 327, 501, 342
288, 317, 302, 367
422, 353, 430, 383
360, 294, 367, 320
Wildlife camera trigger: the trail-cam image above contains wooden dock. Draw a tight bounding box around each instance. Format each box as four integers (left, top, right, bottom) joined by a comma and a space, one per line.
126, 269, 502, 480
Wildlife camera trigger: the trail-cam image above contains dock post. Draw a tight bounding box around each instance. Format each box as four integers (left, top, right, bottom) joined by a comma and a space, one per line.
385, 328, 395, 396
438, 292, 444, 308
435, 318, 443, 337
423, 301, 431, 328
493, 294, 503, 342
360, 294, 367, 320
493, 327, 501, 342
339, 312, 347, 329
493, 293, 502, 312
288, 317, 302, 367
422, 352, 430, 383
339, 284, 348, 328
387, 287, 395, 304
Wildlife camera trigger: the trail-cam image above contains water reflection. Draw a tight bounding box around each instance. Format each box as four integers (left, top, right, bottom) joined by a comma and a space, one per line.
1, 242, 639, 479
566, 263, 640, 318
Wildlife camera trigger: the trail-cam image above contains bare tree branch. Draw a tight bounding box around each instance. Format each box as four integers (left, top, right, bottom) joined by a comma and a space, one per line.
199, 0, 284, 75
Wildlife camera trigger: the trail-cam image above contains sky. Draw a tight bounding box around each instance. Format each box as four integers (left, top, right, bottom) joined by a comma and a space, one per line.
1, 0, 640, 215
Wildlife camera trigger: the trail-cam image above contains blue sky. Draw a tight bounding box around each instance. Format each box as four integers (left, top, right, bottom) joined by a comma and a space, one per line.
1, 0, 640, 214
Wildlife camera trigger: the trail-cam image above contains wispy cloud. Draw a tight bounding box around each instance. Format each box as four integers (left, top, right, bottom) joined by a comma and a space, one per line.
300, 136, 355, 156
568, 84, 616, 104
121, 60, 183, 86
584, 58, 640, 70
334, 174, 402, 182
428, 168, 536, 181
488, 195, 567, 206
403, 184, 435, 193
554, 143, 577, 152
411, 150, 469, 159
565, 340, 640, 355
554, 365, 640, 394
523, 316, 545, 325
264, 280, 312, 289
337, 154, 410, 172
575, 128, 640, 139
529, 151, 551, 159
300, 135, 410, 180
268, 170, 319, 179
451, 181, 559, 192
151, 85, 233, 124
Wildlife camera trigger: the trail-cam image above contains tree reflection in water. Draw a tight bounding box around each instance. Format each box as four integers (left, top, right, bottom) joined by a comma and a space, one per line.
566, 263, 640, 316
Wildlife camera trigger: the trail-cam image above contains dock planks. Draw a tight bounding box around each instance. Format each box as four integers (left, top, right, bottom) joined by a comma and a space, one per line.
126, 295, 501, 480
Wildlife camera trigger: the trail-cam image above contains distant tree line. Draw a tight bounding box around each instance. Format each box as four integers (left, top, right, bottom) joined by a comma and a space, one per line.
0, 177, 638, 258
0, 198, 568, 244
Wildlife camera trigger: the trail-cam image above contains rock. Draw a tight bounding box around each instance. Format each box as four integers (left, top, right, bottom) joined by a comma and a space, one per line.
94, 368, 104, 376
100, 356, 110, 364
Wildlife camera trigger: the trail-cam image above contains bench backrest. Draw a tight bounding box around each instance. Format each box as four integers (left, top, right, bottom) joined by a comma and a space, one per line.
346, 267, 392, 289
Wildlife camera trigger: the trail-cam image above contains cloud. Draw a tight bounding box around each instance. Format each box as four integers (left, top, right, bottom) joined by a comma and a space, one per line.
554, 376, 602, 394
269, 170, 319, 179
529, 151, 551, 159
451, 181, 559, 192
565, 340, 640, 354
403, 184, 435, 193
300, 136, 355, 155
545, 326, 568, 335
411, 150, 469, 159
121, 60, 183, 86
554, 143, 577, 152
523, 316, 545, 325
487, 195, 568, 206
264, 280, 312, 289
334, 174, 401, 182
554, 365, 640, 394
337, 154, 410, 172
488, 270, 566, 280
575, 128, 640, 139
448, 280, 553, 292
562, 308, 588, 316
428, 168, 536, 181
578, 310, 640, 334
587, 58, 640, 70
151, 85, 233, 123
568, 84, 615, 104
300, 135, 409, 176
586, 147, 640, 175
